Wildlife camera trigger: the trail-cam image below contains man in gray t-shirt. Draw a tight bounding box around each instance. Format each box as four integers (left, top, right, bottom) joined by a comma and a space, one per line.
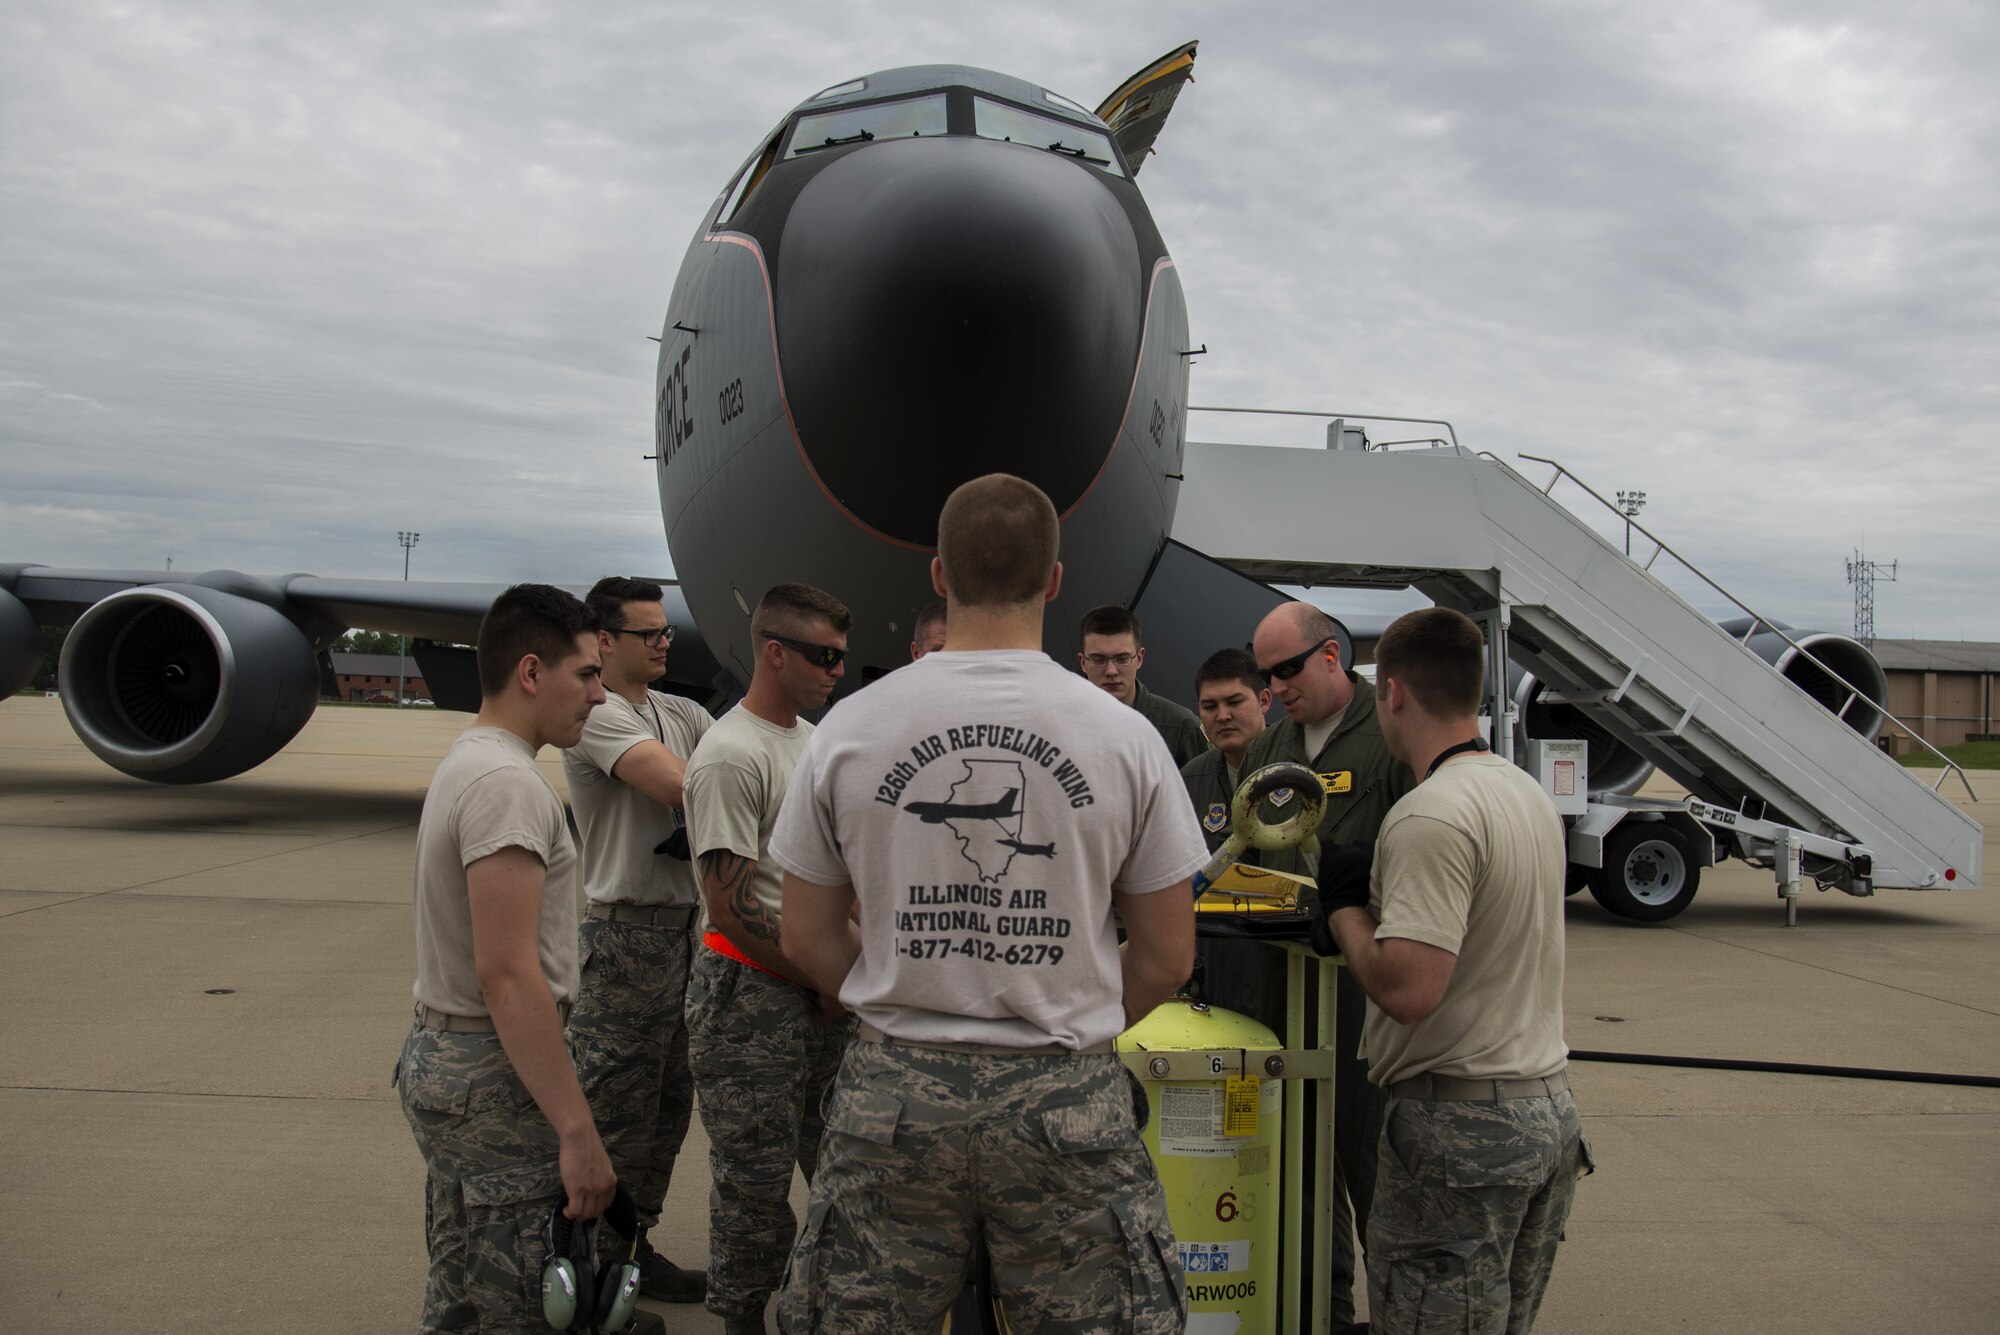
561, 577, 712, 1305
681, 582, 855, 1335
396, 584, 620, 1334
774, 475, 1204, 1333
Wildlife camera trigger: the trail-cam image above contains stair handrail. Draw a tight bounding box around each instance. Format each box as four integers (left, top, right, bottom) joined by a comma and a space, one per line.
1511, 453, 1976, 802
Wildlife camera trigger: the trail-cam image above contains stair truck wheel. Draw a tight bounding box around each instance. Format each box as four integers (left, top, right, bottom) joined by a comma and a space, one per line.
1589, 821, 1700, 922
1564, 864, 1592, 897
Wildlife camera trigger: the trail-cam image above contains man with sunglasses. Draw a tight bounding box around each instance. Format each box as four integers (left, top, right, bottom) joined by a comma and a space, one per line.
682, 582, 856, 1335
561, 577, 712, 1311
1241, 600, 1416, 1334
1077, 603, 1209, 767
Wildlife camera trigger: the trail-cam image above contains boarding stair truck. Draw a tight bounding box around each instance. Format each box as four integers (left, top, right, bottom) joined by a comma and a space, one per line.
1171, 424, 1982, 925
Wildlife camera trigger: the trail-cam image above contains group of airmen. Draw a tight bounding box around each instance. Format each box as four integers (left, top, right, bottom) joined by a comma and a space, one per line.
396, 472, 1589, 1335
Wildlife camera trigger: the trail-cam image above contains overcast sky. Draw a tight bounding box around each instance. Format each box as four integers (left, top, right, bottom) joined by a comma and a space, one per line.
4, 1, 1995, 640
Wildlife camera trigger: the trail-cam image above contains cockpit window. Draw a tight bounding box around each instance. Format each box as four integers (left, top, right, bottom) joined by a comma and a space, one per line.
811, 78, 866, 102
973, 97, 1124, 177
784, 94, 949, 159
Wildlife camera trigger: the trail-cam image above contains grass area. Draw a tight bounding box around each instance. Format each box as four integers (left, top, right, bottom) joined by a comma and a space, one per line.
1898, 739, 2000, 770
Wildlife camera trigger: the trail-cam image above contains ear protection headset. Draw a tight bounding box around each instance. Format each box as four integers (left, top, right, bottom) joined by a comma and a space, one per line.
541, 1183, 642, 1332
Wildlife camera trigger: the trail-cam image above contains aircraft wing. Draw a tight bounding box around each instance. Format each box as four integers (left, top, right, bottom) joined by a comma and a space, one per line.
1, 563, 724, 709
1093, 41, 1198, 175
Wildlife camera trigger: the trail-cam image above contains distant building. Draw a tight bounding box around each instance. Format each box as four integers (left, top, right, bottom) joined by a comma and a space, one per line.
1869, 639, 2000, 755
329, 652, 429, 704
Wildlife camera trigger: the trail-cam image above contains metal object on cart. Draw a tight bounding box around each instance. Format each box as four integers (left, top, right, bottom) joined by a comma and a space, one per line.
1192, 761, 1327, 896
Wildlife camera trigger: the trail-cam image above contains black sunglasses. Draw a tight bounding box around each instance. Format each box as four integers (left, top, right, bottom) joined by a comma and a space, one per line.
764, 631, 848, 669
1259, 636, 1336, 684
608, 625, 674, 647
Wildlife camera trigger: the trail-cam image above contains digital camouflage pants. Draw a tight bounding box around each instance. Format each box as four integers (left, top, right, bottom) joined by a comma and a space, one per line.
566, 917, 695, 1240
397, 1020, 563, 1334
777, 1038, 1185, 1335
686, 949, 852, 1321
1367, 1089, 1591, 1335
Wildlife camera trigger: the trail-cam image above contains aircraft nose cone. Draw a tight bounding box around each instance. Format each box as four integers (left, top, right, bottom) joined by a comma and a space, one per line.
775, 136, 1144, 547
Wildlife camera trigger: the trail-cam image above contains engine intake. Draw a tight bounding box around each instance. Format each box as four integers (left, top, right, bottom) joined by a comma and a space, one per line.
1736, 628, 1888, 741
1514, 671, 1658, 798
58, 585, 320, 783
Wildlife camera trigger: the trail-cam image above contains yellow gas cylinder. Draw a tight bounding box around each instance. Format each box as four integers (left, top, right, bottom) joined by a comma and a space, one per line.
1118, 998, 1281, 1335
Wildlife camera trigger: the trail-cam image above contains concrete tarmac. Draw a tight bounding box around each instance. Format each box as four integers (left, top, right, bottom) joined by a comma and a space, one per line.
2, 695, 1996, 1333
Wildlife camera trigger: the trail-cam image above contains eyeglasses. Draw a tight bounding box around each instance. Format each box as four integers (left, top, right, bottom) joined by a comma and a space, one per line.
764, 632, 847, 669
1259, 636, 1335, 684
1082, 653, 1138, 670
609, 625, 674, 647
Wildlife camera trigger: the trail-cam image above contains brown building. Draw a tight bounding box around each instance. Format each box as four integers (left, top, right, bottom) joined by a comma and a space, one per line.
1869, 639, 2000, 755
329, 652, 430, 705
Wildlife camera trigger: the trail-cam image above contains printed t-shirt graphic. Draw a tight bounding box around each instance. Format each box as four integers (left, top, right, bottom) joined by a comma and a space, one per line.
771, 650, 1208, 1050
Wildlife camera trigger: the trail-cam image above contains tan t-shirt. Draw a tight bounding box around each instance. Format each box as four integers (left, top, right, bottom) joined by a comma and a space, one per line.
564, 690, 713, 906
1362, 752, 1569, 1087
683, 704, 813, 933
411, 727, 580, 1017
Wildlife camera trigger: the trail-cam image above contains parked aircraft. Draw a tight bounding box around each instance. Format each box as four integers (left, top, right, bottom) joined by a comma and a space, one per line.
0, 44, 1268, 785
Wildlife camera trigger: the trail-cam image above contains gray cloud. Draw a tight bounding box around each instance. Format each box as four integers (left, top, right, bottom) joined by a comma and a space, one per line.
3, 1, 1994, 638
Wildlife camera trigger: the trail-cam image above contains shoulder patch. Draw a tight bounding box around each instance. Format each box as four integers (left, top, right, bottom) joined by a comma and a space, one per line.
1202, 801, 1229, 833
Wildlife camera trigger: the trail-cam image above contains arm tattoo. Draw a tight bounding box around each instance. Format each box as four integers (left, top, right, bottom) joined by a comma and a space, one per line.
702, 850, 780, 944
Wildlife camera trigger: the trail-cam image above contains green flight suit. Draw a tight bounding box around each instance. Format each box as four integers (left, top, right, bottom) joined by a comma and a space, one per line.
1131, 680, 1208, 769
1179, 746, 1241, 854
1236, 670, 1416, 1328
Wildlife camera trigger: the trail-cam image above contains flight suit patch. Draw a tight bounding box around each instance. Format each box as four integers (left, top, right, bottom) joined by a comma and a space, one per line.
1202, 802, 1229, 833
1319, 771, 1353, 795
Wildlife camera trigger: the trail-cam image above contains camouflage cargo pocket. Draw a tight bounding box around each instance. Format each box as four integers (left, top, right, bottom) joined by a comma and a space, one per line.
778, 1194, 907, 1334
461, 1163, 564, 1322
1380, 1238, 1478, 1335
1111, 1192, 1186, 1335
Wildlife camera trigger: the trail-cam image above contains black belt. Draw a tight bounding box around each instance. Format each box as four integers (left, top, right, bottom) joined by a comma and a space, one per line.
1388, 1068, 1569, 1102
586, 902, 699, 929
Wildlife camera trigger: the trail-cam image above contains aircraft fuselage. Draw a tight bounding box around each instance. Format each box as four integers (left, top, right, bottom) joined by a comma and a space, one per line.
656, 65, 1191, 694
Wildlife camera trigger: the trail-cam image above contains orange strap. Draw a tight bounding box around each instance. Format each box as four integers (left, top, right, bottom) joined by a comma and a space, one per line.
702, 929, 789, 981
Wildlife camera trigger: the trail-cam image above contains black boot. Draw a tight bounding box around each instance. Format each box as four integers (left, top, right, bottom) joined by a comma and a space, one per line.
635, 1240, 707, 1303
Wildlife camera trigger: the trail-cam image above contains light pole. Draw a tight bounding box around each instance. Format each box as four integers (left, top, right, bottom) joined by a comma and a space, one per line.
396, 532, 419, 704
1616, 490, 1647, 557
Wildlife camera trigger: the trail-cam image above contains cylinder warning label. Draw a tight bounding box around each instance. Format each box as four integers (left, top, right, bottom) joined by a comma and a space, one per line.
1177, 1239, 1250, 1274
1156, 1085, 1235, 1157
1155, 1081, 1278, 1157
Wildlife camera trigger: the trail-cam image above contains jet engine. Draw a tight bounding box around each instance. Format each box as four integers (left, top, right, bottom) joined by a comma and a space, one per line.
57, 584, 321, 783
1513, 671, 1659, 798
1514, 623, 1890, 799
1728, 623, 1889, 741
0, 587, 40, 700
